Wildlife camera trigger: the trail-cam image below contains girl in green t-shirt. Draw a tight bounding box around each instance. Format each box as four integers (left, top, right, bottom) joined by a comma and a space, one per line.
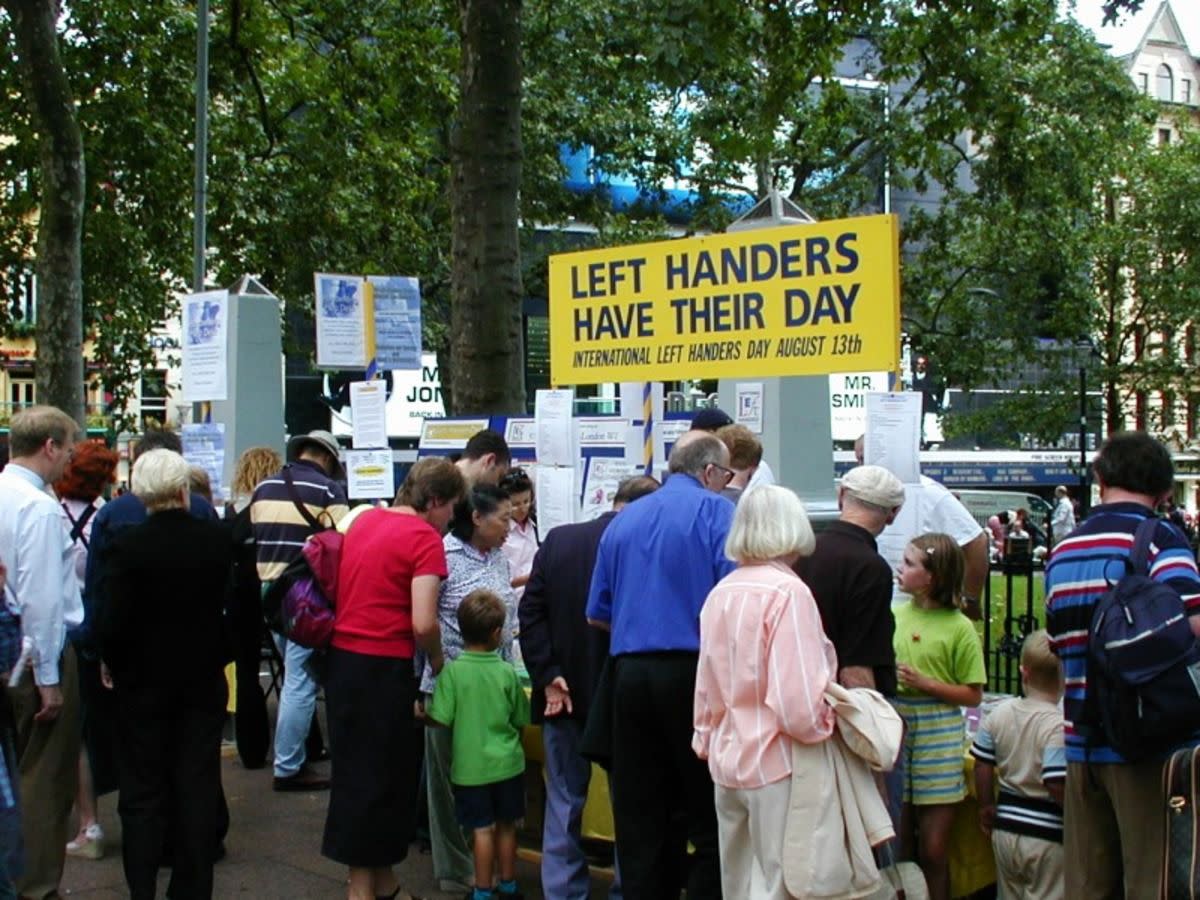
892, 532, 987, 900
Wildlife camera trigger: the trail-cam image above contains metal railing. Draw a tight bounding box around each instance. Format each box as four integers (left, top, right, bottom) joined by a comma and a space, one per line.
981, 555, 1043, 695
0, 402, 113, 431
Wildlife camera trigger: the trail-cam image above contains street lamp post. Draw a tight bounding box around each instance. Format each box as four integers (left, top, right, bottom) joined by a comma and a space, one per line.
1079, 363, 1089, 517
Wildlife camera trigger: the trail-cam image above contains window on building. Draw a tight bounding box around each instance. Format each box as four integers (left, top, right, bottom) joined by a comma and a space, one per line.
1136, 391, 1148, 431
1190, 393, 1200, 440
1184, 78, 1193, 104
1134, 324, 1146, 359
1140, 72, 1150, 94
9, 379, 34, 411
2, 268, 36, 323
1189, 325, 1198, 364
1159, 128, 1173, 146
1162, 390, 1176, 428
140, 369, 168, 428
1159, 64, 1175, 102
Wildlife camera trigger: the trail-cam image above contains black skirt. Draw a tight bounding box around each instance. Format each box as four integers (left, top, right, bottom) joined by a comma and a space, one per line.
321, 647, 420, 867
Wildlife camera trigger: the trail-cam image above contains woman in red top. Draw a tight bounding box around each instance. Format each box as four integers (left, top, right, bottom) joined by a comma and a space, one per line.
321, 458, 466, 900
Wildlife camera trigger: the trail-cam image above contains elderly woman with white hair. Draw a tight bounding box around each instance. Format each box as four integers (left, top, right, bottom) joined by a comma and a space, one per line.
692, 484, 838, 900
95, 448, 233, 900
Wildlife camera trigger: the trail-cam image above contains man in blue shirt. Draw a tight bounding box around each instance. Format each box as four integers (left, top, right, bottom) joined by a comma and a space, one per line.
1045, 431, 1200, 898
587, 431, 736, 900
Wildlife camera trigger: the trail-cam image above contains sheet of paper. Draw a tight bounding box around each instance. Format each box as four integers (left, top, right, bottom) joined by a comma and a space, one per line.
504, 417, 536, 450
349, 381, 389, 449
736, 382, 764, 433
344, 449, 395, 500
367, 275, 422, 370
315, 273, 368, 369
181, 290, 229, 402
536, 465, 576, 535
864, 392, 922, 484
181, 423, 226, 500
580, 457, 636, 521
535, 388, 576, 467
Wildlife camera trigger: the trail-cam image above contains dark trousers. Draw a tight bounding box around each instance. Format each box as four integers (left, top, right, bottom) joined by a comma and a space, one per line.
610, 652, 720, 900
231, 609, 268, 770
114, 684, 224, 900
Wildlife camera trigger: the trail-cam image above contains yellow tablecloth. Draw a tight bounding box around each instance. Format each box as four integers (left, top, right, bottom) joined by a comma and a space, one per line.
522, 721, 614, 841
952, 755, 998, 898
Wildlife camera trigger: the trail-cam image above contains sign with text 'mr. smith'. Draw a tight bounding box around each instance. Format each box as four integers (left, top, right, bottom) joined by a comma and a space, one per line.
548, 214, 900, 385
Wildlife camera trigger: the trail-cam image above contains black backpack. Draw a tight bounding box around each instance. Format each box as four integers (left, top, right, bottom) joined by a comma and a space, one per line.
1082, 517, 1200, 761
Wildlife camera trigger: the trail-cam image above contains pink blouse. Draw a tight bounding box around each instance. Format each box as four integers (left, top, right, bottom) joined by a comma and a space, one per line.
693, 560, 837, 789
501, 518, 539, 601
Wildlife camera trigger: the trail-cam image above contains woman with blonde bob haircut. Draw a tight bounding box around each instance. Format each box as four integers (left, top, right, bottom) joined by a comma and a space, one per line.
130, 448, 191, 513
694, 485, 838, 899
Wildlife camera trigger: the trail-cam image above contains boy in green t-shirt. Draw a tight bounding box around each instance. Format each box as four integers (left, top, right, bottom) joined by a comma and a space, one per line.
429, 589, 531, 900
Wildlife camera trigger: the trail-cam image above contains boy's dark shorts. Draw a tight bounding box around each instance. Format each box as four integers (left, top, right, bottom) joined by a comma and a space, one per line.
453, 772, 526, 829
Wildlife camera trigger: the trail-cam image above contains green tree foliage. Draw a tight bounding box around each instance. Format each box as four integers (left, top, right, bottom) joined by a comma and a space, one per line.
2, 0, 85, 423
4, 0, 1197, 434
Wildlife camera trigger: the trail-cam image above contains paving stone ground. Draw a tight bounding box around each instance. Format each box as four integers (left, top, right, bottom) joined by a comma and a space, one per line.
61, 747, 615, 899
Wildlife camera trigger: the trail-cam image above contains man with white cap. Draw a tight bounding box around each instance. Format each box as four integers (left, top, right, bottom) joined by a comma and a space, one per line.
794, 465, 905, 693
250, 429, 349, 791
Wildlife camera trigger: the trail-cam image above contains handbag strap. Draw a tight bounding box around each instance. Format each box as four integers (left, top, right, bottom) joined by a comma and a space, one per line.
282, 466, 327, 532
62, 501, 96, 549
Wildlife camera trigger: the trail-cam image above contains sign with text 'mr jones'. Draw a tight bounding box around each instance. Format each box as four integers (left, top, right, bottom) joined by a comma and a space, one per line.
548, 214, 900, 385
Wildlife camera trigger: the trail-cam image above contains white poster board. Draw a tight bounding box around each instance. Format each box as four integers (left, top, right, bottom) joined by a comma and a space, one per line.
315, 273, 369, 369
344, 449, 395, 500
367, 275, 422, 370
536, 465, 577, 535
181, 422, 226, 500
864, 392, 923, 485
181, 290, 229, 402
580, 457, 635, 521
535, 389, 576, 467
349, 381, 388, 449
735, 382, 764, 434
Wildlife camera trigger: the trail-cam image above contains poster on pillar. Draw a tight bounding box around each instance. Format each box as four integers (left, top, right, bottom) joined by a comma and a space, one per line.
548, 214, 900, 384
367, 275, 422, 370
315, 273, 374, 369
181, 290, 229, 402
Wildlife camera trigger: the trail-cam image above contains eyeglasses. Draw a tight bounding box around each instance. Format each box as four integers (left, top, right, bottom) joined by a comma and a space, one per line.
708, 463, 736, 487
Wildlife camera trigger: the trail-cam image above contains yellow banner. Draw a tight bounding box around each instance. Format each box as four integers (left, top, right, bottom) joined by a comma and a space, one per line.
549, 214, 900, 385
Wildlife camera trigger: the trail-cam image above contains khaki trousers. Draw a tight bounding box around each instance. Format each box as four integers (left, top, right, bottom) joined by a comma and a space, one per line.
714, 778, 791, 900
1064, 759, 1163, 899
10, 646, 81, 900
991, 830, 1063, 900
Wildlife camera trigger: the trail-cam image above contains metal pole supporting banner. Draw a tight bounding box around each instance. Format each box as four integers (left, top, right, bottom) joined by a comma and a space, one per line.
1079, 364, 1089, 516
193, 0, 210, 292
642, 381, 653, 475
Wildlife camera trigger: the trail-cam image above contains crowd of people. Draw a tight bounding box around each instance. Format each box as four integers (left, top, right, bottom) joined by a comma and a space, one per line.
2, 402, 1200, 900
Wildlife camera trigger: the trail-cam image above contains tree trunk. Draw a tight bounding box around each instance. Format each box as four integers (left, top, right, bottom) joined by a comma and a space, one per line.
448, 0, 526, 415
5, 0, 86, 426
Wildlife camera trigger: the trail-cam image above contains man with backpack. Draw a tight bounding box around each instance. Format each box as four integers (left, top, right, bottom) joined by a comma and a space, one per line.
250, 430, 348, 791
1045, 431, 1200, 898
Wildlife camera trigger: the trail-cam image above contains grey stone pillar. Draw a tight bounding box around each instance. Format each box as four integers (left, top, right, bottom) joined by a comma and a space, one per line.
208, 276, 285, 490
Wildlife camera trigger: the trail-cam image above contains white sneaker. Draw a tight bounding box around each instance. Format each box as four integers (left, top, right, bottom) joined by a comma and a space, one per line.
66, 823, 104, 860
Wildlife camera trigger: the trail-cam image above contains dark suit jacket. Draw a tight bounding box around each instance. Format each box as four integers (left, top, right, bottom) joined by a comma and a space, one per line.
96, 508, 233, 706
519, 511, 616, 724
79, 491, 217, 653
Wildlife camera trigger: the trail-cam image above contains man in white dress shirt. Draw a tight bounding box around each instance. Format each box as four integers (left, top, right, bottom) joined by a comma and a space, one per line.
0, 405, 84, 898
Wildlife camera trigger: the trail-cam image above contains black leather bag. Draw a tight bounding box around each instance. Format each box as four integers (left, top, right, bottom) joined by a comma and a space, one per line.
1162, 746, 1200, 899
